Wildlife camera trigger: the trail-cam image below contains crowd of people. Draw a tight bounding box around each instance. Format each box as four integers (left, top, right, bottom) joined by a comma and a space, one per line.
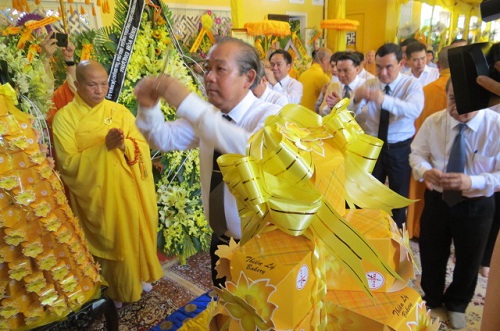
31, 28, 500, 330
135, 36, 500, 330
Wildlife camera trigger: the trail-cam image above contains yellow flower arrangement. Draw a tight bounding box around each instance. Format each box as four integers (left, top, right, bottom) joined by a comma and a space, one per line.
117, 6, 211, 264
0, 35, 53, 115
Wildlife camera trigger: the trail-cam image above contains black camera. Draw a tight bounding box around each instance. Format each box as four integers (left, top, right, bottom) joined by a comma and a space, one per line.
481, 0, 500, 22
448, 0, 500, 114
53, 33, 68, 48
448, 42, 500, 114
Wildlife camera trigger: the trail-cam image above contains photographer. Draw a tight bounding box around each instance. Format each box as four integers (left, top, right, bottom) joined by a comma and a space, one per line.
477, 67, 500, 331
410, 77, 500, 329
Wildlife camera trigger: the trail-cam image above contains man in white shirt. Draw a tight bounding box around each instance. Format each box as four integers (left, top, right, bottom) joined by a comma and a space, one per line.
426, 48, 437, 68
133, 37, 281, 288
399, 37, 417, 75
316, 52, 365, 115
409, 79, 500, 329
355, 51, 375, 80
405, 41, 439, 86
252, 62, 288, 107
266, 49, 303, 104
352, 43, 424, 228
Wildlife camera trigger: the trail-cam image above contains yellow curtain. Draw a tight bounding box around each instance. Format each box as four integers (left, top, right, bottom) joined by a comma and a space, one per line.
230, 0, 243, 29
326, 0, 346, 51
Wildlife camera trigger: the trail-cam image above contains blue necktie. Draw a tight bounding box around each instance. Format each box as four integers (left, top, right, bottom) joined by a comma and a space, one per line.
377, 85, 391, 143
209, 114, 232, 236
343, 85, 351, 99
442, 123, 466, 207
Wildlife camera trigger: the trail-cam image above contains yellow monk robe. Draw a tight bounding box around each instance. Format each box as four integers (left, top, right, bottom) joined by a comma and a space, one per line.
299, 63, 331, 111
365, 61, 376, 76
289, 67, 300, 80
52, 94, 163, 302
407, 68, 450, 238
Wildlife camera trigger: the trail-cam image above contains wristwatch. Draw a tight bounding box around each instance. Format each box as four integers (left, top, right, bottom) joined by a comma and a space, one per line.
65, 60, 76, 66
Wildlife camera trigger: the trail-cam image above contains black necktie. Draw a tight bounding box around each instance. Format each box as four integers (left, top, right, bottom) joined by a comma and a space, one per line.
209, 114, 232, 236
377, 85, 391, 143
442, 123, 467, 207
343, 85, 351, 99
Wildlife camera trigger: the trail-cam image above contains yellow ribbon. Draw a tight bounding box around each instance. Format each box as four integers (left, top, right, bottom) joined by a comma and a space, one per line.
214, 102, 417, 329
323, 100, 415, 212
219, 103, 404, 292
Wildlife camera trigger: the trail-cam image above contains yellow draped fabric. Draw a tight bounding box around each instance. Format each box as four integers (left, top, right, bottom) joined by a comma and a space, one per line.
230, 0, 243, 29
325, 0, 346, 51
52, 94, 163, 302
244, 20, 291, 37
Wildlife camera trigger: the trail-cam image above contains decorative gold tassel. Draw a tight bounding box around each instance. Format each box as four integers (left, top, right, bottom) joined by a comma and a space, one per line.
85, 0, 90, 4
35, 0, 40, 4
96, 0, 101, 7
70, 4, 74, 15
68, 0, 73, 3
92, 4, 96, 16
80, 5, 85, 14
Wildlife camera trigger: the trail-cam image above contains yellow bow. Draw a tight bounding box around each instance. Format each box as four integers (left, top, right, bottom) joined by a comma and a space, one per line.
218, 103, 403, 297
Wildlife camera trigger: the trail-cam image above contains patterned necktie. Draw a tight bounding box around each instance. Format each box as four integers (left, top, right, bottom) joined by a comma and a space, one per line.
209, 114, 232, 236
343, 85, 351, 99
377, 85, 391, 143
442, 123, 467, 207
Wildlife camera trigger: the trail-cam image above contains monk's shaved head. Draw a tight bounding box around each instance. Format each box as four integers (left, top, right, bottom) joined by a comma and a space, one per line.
74, 60, 109, 107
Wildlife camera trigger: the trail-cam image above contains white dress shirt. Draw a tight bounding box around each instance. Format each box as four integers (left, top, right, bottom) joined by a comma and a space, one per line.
317, 76, 365, 116
271, 74, 303, 104
400, 65, 411, 75
352, 73, 424, 143
411, 65, 439, 86
136, 92, 280, 239
410, 108, 500, 198
358, 68, 375, 80
260, 85, 289, 107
